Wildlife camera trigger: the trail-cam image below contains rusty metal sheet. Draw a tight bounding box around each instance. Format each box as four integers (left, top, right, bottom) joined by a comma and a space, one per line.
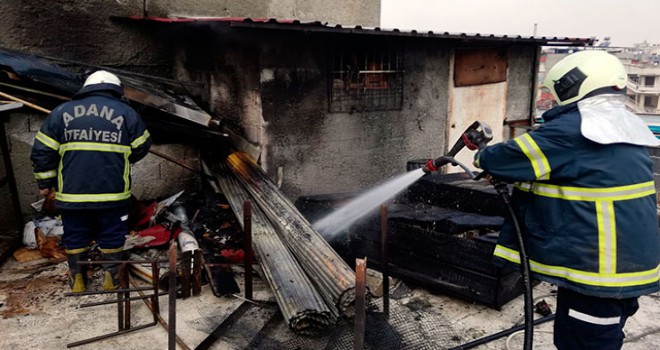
0, 48, 213, 127
454, 49, 508, 87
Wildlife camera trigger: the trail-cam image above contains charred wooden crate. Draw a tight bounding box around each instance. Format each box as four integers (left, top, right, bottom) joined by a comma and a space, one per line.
296, 171, 525, 309
406, 170, 508, 217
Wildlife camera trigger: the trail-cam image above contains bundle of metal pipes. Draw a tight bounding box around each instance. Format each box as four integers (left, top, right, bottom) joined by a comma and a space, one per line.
212, 163, 335, 333
225, 152, 357, 316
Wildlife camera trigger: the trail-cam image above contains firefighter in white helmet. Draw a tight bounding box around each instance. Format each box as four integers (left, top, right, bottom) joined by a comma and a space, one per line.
31, 70, 151, 292
475, 50, 660, 349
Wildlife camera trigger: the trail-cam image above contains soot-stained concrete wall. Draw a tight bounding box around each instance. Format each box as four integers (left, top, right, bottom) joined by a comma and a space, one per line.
260, 42, 450, 200
1, 0, 378, 224
172, 31, 451, 200
0, 1, 172, 75
0, 0, 379, 71
172, 29, 540, 201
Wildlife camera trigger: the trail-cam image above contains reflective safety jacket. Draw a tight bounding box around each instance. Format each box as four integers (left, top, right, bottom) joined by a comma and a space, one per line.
476, 100, 660, 298
31, 83, 151, 210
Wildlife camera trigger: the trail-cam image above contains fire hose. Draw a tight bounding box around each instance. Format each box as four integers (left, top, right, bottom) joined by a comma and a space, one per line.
423, 121, 535, 350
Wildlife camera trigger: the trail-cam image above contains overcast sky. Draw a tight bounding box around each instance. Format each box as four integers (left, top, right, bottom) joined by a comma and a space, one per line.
381, 0, 660, 47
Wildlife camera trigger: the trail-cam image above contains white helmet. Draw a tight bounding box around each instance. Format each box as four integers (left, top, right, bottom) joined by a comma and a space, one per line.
542, 50, 626, 106
83, 70, 121, 87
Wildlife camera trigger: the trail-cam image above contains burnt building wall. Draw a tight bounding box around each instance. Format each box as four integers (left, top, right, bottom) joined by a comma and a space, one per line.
0, 0, 379, 71
260, 40, 451, 199
264, 42, 538, 200
0, 0, 378, 225
172, 29, 538, 201
173, 31, 451, 200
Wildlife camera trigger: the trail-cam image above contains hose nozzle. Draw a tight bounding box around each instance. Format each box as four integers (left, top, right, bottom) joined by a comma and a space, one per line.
422, 159, 438, 174
423, 120, 493, 174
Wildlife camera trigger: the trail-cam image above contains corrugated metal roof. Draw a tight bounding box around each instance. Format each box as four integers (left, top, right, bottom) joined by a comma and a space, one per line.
114, 16, 594, 46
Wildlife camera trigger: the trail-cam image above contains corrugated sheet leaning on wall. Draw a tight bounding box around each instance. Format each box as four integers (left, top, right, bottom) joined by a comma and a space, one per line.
211, 162, 335, 334
224, 152, 358, 317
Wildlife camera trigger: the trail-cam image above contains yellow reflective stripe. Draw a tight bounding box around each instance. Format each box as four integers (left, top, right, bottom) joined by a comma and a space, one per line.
123, 152, 130, 193
34, 170, 57, 179
36, 131, 60, 151
99, 247, 124, 254
57, 157, 64, 193
513, 133, 551, 180
56, 191, 131, 203
494, 245, 660, 287
514, 182, 532, 192
65, 247, 90, 254
528, 181, 655, 202
59, 142, 131, 155
597, 201, 617, 274
494, 244, 521, 263
131, 130, 150, 149
474, 153, 481, 168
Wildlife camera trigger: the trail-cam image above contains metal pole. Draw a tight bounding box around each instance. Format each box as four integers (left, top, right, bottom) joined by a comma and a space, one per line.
380, 205, 390, 317
354, 258, 367, 350
121, 265, 131, 329
129, 275, 191, 350
117, 280, 125, 331
243, 201, 253, 300
168, 240, 177, 350
152, 261, 161, 321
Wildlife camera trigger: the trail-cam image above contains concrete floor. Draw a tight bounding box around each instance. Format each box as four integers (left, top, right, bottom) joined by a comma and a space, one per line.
1, 257, 660, 350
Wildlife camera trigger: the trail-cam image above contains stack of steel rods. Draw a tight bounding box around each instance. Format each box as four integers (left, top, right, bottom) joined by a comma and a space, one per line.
226, 152, 357, 316
212, 162, 335, 333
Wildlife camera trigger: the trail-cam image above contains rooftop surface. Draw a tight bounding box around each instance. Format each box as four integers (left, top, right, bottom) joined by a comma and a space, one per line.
1, 256, 659, 350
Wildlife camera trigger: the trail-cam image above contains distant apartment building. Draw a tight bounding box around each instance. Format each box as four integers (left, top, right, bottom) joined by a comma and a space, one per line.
623, 59, 660, 114
538, 47, 660, 115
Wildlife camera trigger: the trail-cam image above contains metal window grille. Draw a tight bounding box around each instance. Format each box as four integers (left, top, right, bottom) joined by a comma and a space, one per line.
329, 47, 404, 113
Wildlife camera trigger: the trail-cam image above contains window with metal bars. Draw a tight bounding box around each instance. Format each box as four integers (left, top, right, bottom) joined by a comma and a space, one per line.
329, 46, 404, 113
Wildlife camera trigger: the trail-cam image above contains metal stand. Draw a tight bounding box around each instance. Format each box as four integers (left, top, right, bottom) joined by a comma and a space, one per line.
354, 258, 367, 350
65, 244, 177, 349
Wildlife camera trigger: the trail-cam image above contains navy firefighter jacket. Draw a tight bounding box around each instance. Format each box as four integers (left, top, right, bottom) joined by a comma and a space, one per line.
31, 83, 151, 210
476, 102, 660, 298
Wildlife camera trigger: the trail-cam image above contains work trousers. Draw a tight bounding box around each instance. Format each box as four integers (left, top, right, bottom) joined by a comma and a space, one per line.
554, 287, 639, 350
60, 206, 129, 250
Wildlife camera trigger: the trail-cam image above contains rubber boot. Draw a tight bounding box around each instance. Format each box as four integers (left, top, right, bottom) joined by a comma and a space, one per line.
100, 249, 125, 291
65, 249, 89, 293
